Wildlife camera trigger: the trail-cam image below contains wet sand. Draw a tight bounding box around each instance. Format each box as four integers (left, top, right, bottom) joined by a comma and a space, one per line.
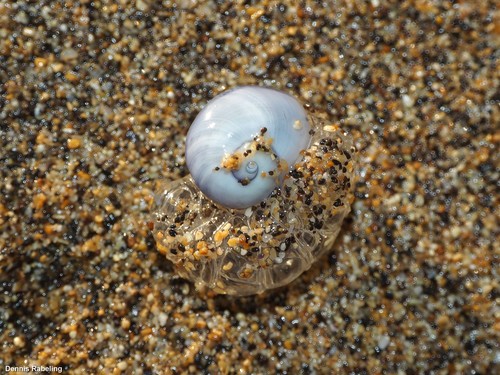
0, 0, 498, 373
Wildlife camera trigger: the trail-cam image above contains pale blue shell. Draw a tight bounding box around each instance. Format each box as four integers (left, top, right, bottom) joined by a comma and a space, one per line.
185, 86, 311, 209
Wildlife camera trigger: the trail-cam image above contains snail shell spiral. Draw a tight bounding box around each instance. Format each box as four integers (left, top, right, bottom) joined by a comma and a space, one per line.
186, 86, 311, 209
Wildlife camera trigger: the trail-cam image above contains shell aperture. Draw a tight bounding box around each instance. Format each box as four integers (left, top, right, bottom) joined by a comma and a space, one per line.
185, 86, 311, 209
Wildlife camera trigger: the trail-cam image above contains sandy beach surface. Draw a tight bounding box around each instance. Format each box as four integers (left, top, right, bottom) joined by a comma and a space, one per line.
0, 0, 498, 373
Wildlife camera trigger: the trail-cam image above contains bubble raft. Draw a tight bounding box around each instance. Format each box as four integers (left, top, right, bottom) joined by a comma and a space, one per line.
152, 116, 355, 296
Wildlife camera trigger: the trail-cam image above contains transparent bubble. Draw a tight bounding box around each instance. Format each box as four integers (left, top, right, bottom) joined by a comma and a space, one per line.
151, 115, 355, 295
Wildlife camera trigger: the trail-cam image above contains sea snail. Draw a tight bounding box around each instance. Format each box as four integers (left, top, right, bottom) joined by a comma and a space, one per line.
186, 87, 311, 209
152, 86, 355, 296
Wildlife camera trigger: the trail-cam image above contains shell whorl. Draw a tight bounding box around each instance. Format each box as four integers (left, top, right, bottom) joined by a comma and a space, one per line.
185, 86, 311, 209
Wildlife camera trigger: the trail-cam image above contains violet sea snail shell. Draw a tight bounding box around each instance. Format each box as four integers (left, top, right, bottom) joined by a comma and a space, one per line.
152, 86, 355, 296
186, 86, 311, 209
